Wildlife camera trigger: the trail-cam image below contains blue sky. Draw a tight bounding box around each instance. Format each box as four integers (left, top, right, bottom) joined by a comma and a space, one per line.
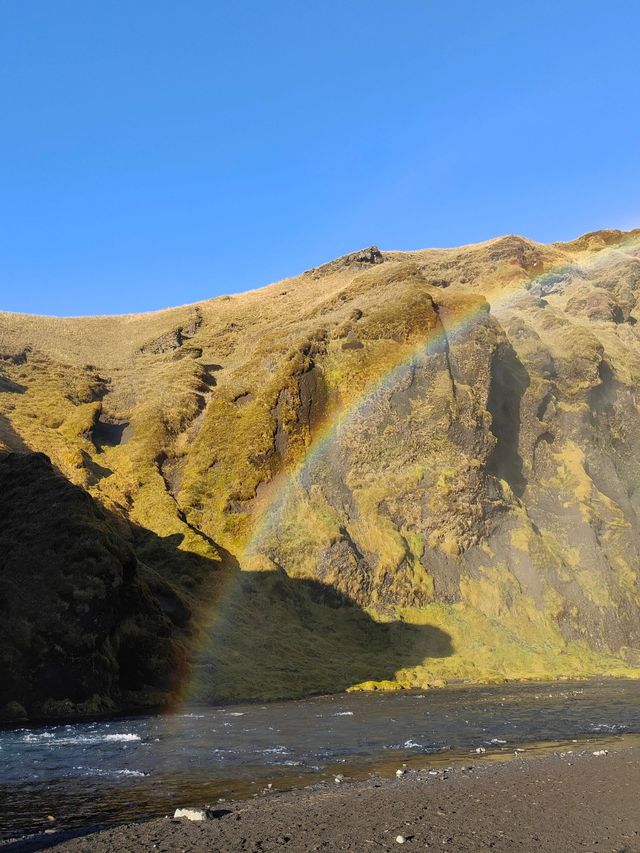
1, 1, 639, 315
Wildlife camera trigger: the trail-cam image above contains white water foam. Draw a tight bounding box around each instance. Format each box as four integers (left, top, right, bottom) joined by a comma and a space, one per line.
386, 741, 449, 753
73, 766, 146, 777
23, 732, 141, 746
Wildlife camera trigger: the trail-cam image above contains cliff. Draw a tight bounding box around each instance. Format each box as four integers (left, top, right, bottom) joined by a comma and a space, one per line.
2, 228, 640, 719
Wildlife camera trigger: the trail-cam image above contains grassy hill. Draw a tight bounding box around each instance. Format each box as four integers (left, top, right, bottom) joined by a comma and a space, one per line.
2, 229, 640, 720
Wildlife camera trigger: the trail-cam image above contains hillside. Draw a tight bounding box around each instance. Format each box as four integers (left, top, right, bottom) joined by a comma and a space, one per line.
2, 228, 640, 720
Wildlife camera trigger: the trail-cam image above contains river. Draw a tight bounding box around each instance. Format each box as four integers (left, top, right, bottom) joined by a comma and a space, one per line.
1, 678, 639, 841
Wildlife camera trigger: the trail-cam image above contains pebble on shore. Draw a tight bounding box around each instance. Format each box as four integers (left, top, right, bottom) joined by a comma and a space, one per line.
173, 808, 207, 821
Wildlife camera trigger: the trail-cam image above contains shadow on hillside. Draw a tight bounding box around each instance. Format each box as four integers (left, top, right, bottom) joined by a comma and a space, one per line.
486, 343, 530, 497
91, 417, 131, 449
0, 376, 27, 394
0, 414, 30, 452
133, 527, 453, 703
0, 449, 453, 722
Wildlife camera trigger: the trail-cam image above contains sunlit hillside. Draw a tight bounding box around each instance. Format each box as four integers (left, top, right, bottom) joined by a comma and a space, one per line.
3, 229, 640, 721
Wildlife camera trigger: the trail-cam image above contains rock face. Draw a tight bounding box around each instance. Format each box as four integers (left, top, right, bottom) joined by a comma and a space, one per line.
2, 228, 640, 718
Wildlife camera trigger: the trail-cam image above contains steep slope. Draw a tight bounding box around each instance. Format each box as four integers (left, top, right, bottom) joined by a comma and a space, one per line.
2, 228, 640, 718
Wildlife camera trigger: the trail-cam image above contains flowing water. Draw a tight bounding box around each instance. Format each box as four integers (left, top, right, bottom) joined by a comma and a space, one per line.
1, 678, 639, 841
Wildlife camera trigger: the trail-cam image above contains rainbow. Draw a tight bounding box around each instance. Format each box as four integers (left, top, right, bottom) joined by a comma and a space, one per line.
183, 231, 640, 699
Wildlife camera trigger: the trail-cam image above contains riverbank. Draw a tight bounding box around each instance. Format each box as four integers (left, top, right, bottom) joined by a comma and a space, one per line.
9, 741, 640, 853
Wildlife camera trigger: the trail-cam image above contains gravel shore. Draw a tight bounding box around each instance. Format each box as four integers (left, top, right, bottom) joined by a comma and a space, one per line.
6, 744, 640, 853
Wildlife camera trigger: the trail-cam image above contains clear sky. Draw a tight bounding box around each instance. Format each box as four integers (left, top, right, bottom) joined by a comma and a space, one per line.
2, 1, 639, 316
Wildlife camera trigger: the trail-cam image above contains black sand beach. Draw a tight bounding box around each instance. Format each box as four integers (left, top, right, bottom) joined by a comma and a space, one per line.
11, 743, 640, 853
